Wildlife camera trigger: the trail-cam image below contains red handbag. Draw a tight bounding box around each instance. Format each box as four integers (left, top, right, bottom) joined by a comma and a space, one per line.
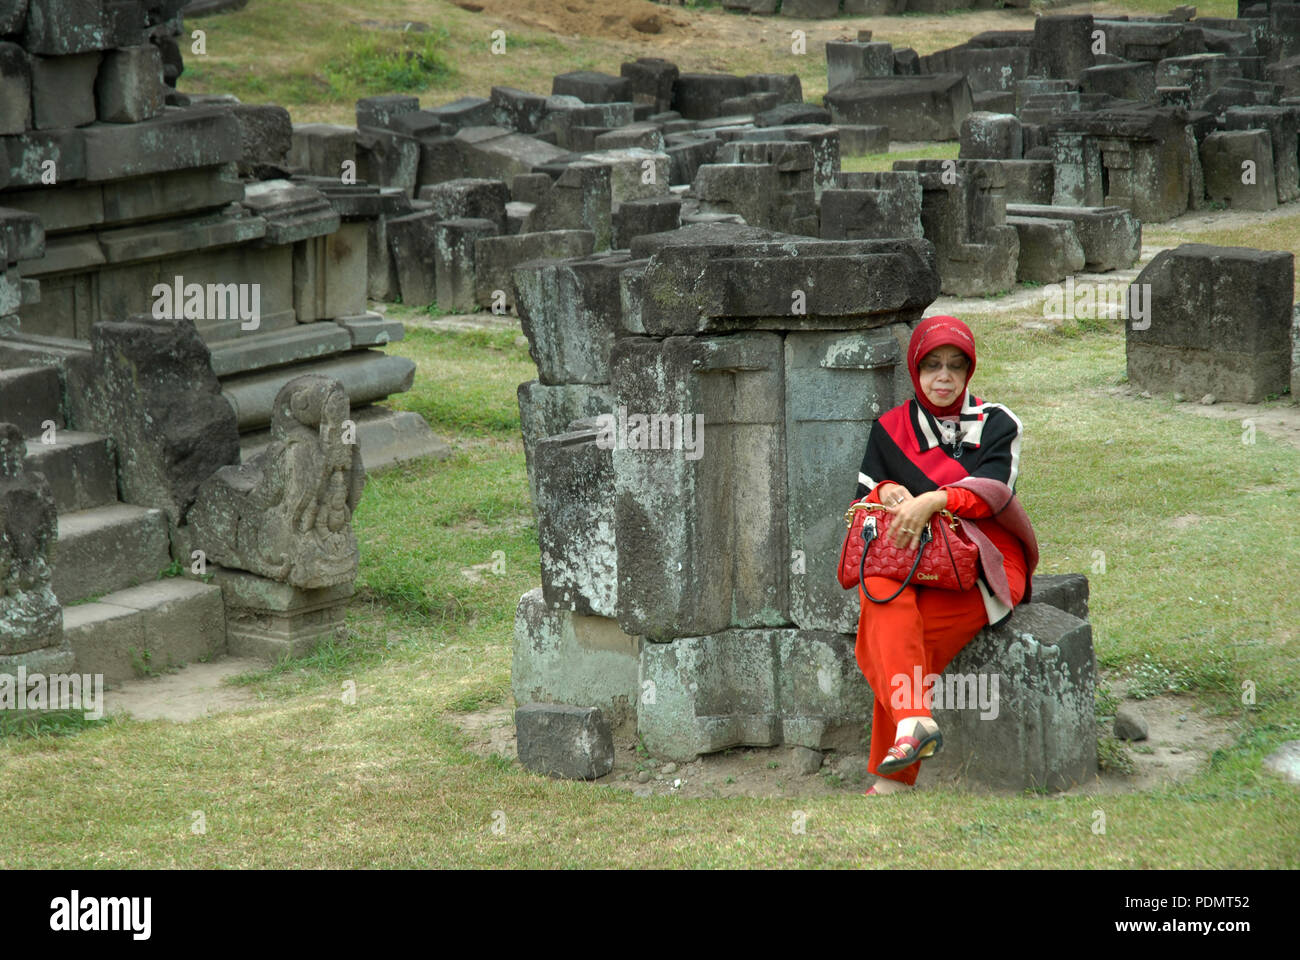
837, 499, 980, 603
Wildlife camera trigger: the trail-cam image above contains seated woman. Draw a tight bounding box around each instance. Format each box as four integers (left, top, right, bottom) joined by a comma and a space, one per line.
850, 314, 1039, 796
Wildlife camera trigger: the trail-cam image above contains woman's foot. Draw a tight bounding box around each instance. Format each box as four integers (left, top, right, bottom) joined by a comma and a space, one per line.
865, 778, 914, 796
877, 716, 943, 774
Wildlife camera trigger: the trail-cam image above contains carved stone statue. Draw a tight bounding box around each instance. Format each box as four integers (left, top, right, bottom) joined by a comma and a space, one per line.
0, 423, 62, 657
188, 376, 366, 590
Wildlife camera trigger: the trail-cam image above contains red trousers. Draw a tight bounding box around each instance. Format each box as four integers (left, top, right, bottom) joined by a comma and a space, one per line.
854, 573, 1025, 785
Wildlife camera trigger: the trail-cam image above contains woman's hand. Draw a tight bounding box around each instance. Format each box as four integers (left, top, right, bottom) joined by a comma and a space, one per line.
874, 482, 913, 506
883, 490, 947, 552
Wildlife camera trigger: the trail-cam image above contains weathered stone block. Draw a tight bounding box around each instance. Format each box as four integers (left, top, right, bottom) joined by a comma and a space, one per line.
517, 380, 614, 507
0, 42, 32, 135
612, 333, 788, 639
434, 216, 498, 313
959, 111, 1023, 160
516, 702, 615, 779
95, 44, 163, 123
418, 177, 509, 233
473, 229, 595, 309
535, 423, 618, 618
1128, 243, 1294, 403
31, 52, 101, 129
621, 58, 678, 114
1200, 129, 1278, 210
1006, 203, 1140, 272
785, 326, 912, 633
637, 628, 873, 761
825, 75, 972, 141
1007, 215, 1086, 284
637, 228, 938, 334
820, 170, 923, 240
514, 252, 637, 385
386, 211, 439, 307
925, 602, 1097, 792
672, 73, 749, 120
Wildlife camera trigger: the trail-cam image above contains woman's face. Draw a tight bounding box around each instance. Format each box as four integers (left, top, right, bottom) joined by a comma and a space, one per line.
918, 346, 970, 407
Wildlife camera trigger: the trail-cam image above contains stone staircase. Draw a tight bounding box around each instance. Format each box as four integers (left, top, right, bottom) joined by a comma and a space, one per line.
2, 365, 226, 687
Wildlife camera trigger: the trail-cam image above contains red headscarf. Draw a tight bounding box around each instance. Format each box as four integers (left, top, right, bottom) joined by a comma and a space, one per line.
907, 315, 977, 417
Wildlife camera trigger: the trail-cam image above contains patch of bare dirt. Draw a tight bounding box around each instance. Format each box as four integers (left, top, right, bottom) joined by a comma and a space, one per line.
451, 667, 1238, 798
1100, 384, 1300, 453
104, 658, 269, 722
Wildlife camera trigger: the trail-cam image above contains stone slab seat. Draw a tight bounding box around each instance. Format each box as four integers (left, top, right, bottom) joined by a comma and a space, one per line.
629, 600, 1096, 791
21, 430, 117, 513
52, 503, 172, 603
62, 578, 227, 687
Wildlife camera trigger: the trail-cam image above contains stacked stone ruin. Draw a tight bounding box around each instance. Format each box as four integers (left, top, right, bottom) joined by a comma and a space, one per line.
0, 2, 443, 685
315, 12, 1299, 785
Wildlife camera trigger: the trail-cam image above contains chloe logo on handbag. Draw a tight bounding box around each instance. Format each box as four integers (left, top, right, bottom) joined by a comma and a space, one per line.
836, 498, 980, 604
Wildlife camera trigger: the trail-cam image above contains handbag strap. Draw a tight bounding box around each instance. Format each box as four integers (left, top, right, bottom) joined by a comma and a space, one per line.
935, 519, 967, 592
858, 518, 932, 604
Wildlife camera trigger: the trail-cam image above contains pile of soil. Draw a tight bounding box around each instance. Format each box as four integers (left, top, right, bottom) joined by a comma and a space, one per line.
451, 0, 694, 42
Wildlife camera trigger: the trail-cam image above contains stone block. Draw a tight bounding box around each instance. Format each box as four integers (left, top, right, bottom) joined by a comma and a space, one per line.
514, 252, 637, 385
356, 94, 420, 131
535, 423, 618, 618
998, 158, 1055, 204
1033, 14, 1097, 81
434, 217, 498, 313
959, 111, 1023, 160
517, 380, 614, 507
1005, 203, 1140, 272
837, 124, 889, 156
593, 122, 665, 152
95, 44, 163, 123
429, 95, 492, 133
418, 177, 508, 233
30, 52, 101, 129
386, 211, 439, 307
827, 41, 895, 91
637, 628, 874, 761
1007, 215, 1086, 283
785, 326, 912, 633
1223, 105, 1299, 203
1200, 129, 1278, 211
0, 42, 32, 135
824, 75, 972, 141
892, 158, 1020, 297
611, 333, 788, 640
474, 230, 594, 309
513, 589, 639, 729
638, 229, 938, 334
23, 0, 108, 56
289, 123, 356, 179
1029, 572, 1090, 621
211, 564, 353, 661
356, 126, 419, 196
552, 71, 632, 104
516, 702, 615, 780
820, 170, 922, 240
455, 126, 569, 180
1080, 61, 1158, 102
490, 85, 550, 133
925, 603, 1097, 792
69, 316, 239, 528
612, 195, 680, 249
1128, 243, 1294, 403
672, 73, 749, 120
1156, 54, 1243, 101
230, 104, 293, 175
621, 58, 678, 114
